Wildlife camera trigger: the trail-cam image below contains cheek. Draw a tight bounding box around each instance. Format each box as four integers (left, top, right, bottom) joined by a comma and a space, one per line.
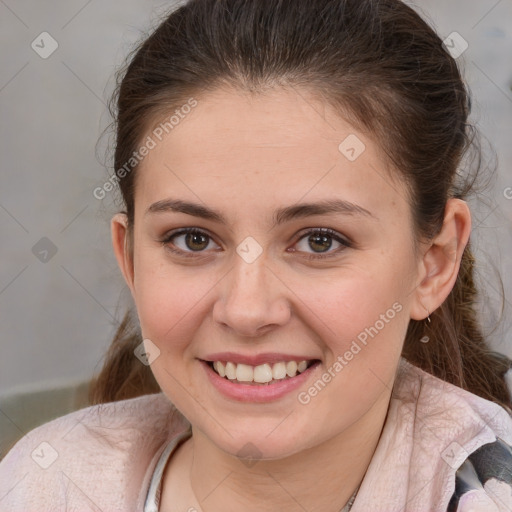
311, 261, 406, 320
133, 269, 208, 406
294, 269, 410, 416
300, 262, 410, 361
132, 250, 216, 353
135, 278, 194, 343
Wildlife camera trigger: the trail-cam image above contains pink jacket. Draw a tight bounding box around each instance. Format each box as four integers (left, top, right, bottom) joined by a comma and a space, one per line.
1, 357, 512, 512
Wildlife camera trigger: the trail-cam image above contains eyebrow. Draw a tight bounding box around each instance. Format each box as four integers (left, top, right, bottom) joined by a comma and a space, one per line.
145, 197, 377, 228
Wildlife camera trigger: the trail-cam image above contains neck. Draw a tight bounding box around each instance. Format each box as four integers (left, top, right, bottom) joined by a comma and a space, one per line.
185, 390, 392, 512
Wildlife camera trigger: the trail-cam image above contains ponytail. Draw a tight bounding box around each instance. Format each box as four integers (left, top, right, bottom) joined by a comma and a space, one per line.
88, 309, 159, 405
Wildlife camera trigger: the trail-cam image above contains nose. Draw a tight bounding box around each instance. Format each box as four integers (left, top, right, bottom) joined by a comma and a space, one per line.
212, 254, 291, 337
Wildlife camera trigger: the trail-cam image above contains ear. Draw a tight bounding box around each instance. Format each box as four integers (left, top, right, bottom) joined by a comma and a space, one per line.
410, 198, 472, 321
111, 213, 135, 295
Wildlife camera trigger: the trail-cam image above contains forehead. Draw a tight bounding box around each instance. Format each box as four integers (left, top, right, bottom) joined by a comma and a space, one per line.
135, 86, 410, 224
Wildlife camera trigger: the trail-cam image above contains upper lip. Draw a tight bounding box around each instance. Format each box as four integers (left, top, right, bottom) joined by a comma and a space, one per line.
200, 352, 321, 366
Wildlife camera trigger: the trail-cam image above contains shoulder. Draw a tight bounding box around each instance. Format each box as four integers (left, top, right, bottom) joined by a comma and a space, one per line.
447, 436, 512, 511
392, 358, 512, 511
392, 357, 512, 442
0, 392, 190, 512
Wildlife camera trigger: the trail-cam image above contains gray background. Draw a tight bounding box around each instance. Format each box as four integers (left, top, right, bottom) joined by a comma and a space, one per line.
1, 0, 511, 396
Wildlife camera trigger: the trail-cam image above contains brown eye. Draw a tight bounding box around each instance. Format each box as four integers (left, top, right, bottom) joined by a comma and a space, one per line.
161, 228, 219, 257
306, 233, 334, 252
182, 230, 210, 251
293, 228, 351, 260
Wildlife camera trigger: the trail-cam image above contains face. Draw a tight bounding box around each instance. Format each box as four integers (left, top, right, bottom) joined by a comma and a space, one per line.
116, 86, 422, 459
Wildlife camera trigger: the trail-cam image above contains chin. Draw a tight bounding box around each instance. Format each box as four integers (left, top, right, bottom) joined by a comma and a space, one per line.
201, 423, 307, 463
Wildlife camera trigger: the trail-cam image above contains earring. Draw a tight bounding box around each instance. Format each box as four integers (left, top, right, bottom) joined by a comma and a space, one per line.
420, 299, 431, 324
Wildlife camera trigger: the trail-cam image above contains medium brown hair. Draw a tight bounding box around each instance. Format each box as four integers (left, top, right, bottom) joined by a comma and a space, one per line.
89, 0, 512, 411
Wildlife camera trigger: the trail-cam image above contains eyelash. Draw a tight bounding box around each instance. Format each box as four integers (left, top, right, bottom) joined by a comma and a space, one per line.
159, 227, 352, 260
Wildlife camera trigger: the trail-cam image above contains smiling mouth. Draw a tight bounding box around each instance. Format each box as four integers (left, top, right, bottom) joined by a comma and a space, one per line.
203, 359, 321, 385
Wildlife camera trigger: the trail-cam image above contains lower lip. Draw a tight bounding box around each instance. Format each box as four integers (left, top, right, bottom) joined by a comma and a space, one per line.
199, 359, 321, 403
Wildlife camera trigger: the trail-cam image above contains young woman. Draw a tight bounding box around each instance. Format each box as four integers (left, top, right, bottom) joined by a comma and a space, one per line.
2, 1, 512, 511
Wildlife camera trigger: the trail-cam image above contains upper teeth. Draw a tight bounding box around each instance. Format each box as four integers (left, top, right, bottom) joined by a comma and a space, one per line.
212, 360, 310, 383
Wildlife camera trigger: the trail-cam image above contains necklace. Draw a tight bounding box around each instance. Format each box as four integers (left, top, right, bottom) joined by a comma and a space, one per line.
341, 484, 360, 512
148, 429, 362, 512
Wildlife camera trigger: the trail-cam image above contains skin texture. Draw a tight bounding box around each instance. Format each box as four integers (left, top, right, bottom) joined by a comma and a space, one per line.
111, 86, 471, 511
